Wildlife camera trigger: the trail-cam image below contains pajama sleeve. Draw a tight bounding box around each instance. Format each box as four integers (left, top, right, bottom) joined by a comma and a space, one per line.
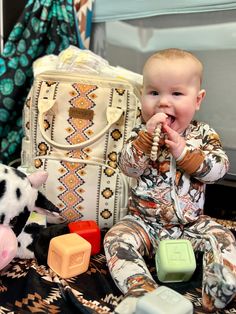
119, 127, 152, 178
177, 124, 229, 183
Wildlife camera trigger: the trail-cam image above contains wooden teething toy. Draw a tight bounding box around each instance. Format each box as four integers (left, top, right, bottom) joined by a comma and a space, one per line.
150, 124, 161, 161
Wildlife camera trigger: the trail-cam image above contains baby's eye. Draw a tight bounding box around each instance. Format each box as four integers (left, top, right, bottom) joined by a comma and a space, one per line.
172, 92, 183, 96
150, 91, 159, 96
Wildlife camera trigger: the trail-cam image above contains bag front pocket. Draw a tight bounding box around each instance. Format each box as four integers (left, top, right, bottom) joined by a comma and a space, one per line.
35, 156, 128, 229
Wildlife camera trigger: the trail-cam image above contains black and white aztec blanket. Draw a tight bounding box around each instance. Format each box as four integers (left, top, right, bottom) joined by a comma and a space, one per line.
0, 221, 236, 314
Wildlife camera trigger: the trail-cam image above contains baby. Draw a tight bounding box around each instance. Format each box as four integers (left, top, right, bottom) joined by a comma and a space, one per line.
104, 48, 236, 313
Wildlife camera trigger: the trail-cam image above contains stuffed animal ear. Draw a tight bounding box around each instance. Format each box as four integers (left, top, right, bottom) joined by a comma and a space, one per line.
28, 171, 48, 189
34, 191, 65, 224
0, 225, 18, 270
35, 191, 60, 213
26, 170, 64, 223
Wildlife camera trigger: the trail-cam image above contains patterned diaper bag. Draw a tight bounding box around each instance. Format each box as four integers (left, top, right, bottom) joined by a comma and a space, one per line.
20, 70, 141, 229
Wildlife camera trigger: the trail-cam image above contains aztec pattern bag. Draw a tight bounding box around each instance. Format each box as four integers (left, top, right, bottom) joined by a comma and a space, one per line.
21, 71, 141, 229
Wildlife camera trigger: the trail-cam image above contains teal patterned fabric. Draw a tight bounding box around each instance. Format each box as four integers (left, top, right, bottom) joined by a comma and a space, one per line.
0, 0, 79, 164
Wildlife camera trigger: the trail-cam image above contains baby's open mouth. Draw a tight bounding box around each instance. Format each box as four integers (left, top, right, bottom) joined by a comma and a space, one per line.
166, 114, 175, 126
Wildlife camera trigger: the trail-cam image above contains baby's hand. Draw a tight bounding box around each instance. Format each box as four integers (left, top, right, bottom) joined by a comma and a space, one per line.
146, 113, 168, 135
163, 124, 186, 159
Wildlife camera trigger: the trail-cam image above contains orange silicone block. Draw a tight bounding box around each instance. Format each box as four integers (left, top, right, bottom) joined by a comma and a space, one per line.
47, 233, 91, 278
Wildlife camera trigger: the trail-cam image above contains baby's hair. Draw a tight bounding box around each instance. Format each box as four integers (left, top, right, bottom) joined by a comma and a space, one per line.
144, 48, 203, 84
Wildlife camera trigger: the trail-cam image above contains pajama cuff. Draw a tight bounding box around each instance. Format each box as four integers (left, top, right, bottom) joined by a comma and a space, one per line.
176, 146, 188, 162
176, 148, 205, 174
132, 130, 153, 155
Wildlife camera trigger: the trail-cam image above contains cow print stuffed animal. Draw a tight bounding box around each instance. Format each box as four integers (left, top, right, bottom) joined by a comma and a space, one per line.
0, 164, 63, 270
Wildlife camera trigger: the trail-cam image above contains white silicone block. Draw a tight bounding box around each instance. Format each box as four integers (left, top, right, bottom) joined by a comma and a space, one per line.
136, 286, 193, 314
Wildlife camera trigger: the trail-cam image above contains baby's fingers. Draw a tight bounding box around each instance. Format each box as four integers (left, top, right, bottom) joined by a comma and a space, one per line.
163, 124, 178, 141
146, 113, 167, 134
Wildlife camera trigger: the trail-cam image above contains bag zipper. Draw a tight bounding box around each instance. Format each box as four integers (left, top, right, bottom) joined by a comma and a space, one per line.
35, 71, 141, 95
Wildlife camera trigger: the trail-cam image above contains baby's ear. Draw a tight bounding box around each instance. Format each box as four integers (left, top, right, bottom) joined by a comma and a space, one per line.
196, 89, 206, 110
28, 171, 48, 189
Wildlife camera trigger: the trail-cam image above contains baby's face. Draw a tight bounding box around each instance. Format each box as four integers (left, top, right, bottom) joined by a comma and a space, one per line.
141, 57, 205, 134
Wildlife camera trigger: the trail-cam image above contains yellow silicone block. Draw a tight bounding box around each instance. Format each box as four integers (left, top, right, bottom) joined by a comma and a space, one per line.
47, 233, 91, 278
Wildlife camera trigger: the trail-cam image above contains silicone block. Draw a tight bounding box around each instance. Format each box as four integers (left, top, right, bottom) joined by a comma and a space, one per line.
68, 220, 101, 255
136, 286, 193, 314
155, 239, 196, 283
47, 233, 91, 278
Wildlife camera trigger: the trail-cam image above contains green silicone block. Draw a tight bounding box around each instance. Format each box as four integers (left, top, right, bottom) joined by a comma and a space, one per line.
155, 239, 196, 283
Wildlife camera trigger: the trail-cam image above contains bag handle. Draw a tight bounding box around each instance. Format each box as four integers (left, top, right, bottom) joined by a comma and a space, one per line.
38, 99, 123, 150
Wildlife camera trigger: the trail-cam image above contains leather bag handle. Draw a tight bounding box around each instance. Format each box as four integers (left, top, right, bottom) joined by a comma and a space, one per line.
38, 99, 123, 150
